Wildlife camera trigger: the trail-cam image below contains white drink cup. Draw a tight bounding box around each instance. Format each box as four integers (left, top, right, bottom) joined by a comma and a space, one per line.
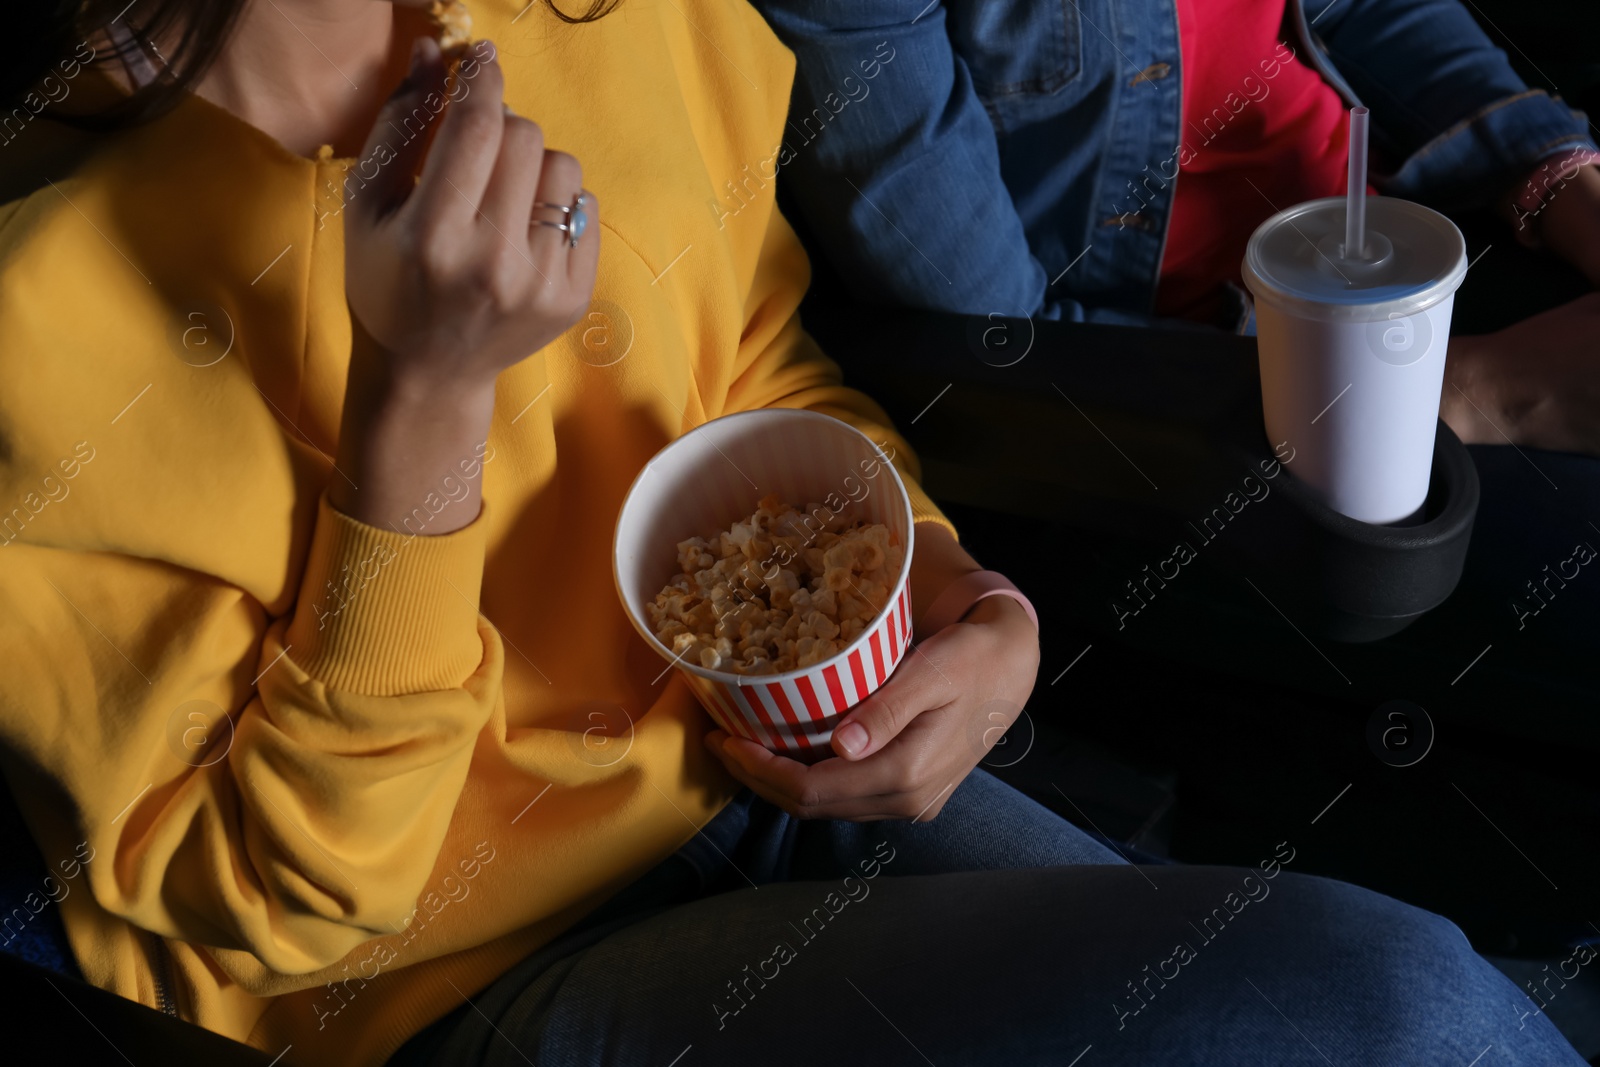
1243, 196, 1467, 525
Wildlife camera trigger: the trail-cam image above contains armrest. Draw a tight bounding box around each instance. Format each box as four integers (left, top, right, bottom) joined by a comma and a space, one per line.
810, 300, 1477, 641
806, 286, 1600, 744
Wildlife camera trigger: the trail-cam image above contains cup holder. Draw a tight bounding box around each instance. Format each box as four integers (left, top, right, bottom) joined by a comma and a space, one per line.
1221, 419, 1479, 642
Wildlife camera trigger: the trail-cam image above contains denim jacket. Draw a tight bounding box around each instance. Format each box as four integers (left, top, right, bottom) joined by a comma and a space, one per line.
749, 0, 1597, 325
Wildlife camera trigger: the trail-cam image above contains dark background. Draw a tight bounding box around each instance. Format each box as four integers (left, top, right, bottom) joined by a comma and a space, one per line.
1467, 0, 1600, 119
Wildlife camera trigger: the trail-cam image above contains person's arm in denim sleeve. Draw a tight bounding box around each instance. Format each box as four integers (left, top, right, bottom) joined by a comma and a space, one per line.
1299, 0, 1596, 207
752, 0, 1135, 324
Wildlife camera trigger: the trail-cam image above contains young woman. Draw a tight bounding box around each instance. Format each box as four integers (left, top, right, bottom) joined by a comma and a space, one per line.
0, 2, 1585, 1064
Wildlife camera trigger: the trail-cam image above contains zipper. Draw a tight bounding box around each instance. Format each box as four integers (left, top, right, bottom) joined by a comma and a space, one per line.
148, 931, 179, 1017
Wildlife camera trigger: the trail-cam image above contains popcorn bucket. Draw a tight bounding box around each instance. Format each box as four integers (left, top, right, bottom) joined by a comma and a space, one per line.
614, 409, 916, 759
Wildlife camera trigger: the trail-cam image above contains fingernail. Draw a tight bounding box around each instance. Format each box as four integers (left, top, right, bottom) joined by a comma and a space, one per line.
835, 722, 868, 758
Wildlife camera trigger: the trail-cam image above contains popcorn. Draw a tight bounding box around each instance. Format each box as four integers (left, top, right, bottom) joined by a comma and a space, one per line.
429, 0, 474, 54
647, 493, 904, 675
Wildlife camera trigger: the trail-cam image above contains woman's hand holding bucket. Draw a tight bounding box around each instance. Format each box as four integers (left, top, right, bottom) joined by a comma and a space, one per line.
703, 524, 1041, 823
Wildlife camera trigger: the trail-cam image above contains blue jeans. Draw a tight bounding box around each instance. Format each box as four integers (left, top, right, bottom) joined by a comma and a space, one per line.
388, 770, 1583, 1065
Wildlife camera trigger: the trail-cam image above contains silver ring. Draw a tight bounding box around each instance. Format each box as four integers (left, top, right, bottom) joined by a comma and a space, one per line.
532, 193, 588, 249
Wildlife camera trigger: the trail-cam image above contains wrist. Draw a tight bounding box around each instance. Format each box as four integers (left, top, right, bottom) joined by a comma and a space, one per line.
917, 567, 1040, 640
1537, 165, 1600, 282
1440, 335, 1511, 446
908, 521, 984, 634
1503, 152, 1600, 248
331, 332, 497, 532
963, 593, 1035, 632
348, 368, 498, 430
347, 321, 499, 416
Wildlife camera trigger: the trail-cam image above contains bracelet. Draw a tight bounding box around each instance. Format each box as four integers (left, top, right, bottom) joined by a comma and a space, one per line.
916, 570, 1039, 640
1510, 147, 1600, 246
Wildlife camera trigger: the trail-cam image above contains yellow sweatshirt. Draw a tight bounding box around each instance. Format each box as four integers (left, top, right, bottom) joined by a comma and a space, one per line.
0, 2, 951, 1063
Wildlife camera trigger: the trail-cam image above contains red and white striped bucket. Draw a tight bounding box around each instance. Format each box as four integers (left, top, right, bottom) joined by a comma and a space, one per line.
614, 409, 915, 760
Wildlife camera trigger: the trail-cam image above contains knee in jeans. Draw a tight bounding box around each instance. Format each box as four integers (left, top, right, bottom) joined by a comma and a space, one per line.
1273, 873, 1474, 991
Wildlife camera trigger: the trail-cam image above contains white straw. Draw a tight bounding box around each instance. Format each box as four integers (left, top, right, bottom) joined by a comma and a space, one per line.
1345, 107, 1370, 259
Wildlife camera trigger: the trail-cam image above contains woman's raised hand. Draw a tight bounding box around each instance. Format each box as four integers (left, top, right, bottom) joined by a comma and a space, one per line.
330, 36, 597, 533
345, 36, 599, 391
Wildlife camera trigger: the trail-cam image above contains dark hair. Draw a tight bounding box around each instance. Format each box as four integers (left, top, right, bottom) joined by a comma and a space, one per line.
9, 0, 621, 130
548, 0, 623, 24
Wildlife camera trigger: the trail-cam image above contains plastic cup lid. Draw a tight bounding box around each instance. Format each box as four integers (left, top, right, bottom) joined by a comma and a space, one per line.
1242, 196, 1467, 322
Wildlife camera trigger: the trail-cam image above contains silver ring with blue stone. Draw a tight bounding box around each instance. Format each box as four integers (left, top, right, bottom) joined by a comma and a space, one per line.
533, 193, 589, 249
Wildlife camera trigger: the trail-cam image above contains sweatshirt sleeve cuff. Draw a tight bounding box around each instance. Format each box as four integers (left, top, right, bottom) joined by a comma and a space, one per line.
904, 476, 959, 544
284, 494, 489, 696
